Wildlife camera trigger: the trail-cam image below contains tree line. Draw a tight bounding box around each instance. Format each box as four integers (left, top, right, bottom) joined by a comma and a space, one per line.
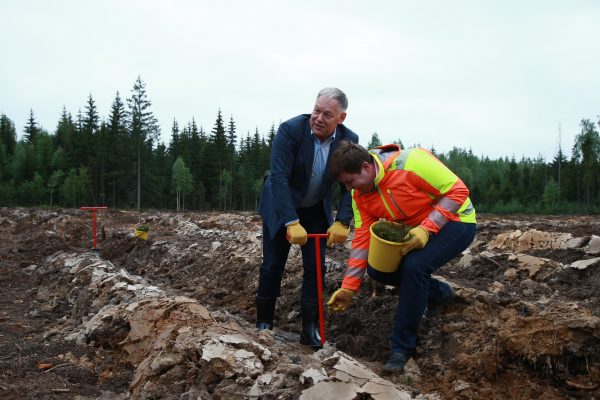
1, 77, 599, 214
0, 76, 272, 211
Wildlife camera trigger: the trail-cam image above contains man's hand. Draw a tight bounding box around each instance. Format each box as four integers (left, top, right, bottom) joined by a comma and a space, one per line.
327, 288, 355, 312
326, 221, 349, 247
286, 222, 308, 245
400, 226, 429, 255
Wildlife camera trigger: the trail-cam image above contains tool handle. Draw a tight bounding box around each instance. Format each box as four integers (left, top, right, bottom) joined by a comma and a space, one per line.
308, 233, 327, 345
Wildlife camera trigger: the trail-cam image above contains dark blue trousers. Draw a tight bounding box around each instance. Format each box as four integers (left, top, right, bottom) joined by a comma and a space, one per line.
257, 204, 328, 304
367, 221, 476, 354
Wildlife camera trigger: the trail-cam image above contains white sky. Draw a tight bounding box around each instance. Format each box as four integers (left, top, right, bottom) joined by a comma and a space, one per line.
1, 0, 599, 161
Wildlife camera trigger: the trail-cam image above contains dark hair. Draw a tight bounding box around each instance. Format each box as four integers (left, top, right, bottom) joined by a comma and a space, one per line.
329, 140, 372, 179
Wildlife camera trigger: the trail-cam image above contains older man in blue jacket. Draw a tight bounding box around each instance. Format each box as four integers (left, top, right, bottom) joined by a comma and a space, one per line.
257, 88, 359, 348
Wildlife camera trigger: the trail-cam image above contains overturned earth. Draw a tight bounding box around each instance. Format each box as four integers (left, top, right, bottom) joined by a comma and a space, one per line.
1, 207, 599, 399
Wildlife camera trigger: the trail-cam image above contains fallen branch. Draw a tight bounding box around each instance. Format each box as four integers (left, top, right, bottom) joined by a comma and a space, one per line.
43, 363, 73, 373
480, 254, 503, 269
565, 379, 599, 391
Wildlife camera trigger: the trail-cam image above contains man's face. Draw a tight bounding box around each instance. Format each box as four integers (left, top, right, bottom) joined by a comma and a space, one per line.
310, 96, 346, 141
337, 162, 375, 193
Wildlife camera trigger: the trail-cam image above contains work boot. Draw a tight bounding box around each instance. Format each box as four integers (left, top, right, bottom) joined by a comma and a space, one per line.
382, 352, 409, 373
424, 286, 456, 319
256, 297, 276, 330
299, 301, 323, 349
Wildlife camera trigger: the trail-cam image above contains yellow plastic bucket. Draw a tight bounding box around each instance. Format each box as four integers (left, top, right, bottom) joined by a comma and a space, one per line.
368, 221, 406, 273
134, 229, 148, 240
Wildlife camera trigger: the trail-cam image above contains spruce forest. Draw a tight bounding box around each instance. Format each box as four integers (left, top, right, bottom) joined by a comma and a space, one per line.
0, 77, 599, 214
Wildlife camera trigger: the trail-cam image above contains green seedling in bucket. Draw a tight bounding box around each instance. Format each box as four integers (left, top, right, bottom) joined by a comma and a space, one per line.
136, 224, 150, 232
134, 224, 150, 240
368, 221, 412, 273
372, 221, 411, 243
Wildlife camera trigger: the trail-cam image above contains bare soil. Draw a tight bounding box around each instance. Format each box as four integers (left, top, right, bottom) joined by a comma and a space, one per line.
1, 208, 599, 399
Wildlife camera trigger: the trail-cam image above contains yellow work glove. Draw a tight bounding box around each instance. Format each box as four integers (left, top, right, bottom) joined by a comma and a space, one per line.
326, 221, 349, 247
286, 222, 308, 245
327, 288, 355, 312
400, 226, 430, 255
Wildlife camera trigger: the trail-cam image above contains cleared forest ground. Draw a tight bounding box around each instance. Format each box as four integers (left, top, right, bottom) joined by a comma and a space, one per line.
0, 207, 599, 399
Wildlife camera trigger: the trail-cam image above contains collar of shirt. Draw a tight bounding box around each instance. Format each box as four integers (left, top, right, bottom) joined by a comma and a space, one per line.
310, 128, 336, 144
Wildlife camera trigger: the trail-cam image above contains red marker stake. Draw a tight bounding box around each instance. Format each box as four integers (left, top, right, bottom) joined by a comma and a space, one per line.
307, 233, 328, 345
80, 206, 108, 250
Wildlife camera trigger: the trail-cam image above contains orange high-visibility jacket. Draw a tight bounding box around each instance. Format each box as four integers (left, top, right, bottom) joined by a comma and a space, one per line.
341, 144, 476, 291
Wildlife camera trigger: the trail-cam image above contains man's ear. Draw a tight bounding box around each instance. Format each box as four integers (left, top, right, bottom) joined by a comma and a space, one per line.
337, 112, 347, 125
363, 161, 376, 177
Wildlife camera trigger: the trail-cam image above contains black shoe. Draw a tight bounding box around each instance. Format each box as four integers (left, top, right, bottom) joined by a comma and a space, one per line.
300, 301, 323, 349
424, 287, 456, 319
299, 327, 322, 349
256, 321, 273, 330
256, 297, 276, 330
382, 352, 409, 373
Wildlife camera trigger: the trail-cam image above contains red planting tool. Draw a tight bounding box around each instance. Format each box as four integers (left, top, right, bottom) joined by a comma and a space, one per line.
80, 206, 108, 250
307, 233, 328, 346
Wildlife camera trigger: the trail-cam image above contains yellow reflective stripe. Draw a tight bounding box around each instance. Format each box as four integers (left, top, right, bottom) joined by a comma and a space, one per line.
371, 150, 397, 219
352, 194, 363, 228
372, 155, 386, 185
404, 149, 457, 194
458, 198, 477, 223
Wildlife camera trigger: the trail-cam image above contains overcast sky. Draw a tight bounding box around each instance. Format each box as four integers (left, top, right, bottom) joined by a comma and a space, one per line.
2, 1, 599, 160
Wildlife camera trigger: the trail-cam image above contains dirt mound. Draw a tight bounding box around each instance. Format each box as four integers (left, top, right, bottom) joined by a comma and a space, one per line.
1, 208, 599, 399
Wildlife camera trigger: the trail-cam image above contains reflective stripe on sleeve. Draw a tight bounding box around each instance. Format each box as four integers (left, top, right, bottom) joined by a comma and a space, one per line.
459, 199, 475, 215
344, 266, 365, 279
427, 208, 447, 229
438, 197, 461, 214
349, 248, 368, 261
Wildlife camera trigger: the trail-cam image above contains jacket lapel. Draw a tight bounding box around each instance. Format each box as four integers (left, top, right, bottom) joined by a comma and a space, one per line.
324, 125, 344, 179
303, 120, 314, 178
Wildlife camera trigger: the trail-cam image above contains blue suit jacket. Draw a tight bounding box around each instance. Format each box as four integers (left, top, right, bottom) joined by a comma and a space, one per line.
259, 114, 359, 238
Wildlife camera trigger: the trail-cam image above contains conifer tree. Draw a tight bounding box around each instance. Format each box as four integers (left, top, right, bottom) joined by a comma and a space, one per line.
550, 147, 567, 200
572, 119, 600, 207
80, 95, 99, 184
204, 110, 227, 208
267, 123, 276, 148
54, 107, 76, 169
0, 114, 17, 157
107, 92, 129, 207
227, 116, 237, 154
34, 131, 54, 182
23, 109, 39, 144
368, 132, 381, 149
127, 76, 160, 210
225, 116, 237, 208
169, 119, 181, 162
